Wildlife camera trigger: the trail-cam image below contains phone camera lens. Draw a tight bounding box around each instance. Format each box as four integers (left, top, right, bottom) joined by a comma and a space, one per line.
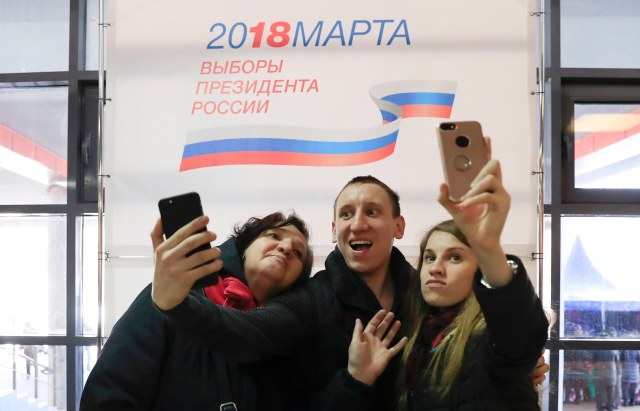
455, 136, 470, 148
440, 123, 456, 131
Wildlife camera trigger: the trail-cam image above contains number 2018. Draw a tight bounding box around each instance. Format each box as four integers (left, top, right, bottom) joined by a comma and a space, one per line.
207, 22, 291, 49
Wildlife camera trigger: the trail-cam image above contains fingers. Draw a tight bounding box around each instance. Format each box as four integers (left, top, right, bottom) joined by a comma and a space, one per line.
460, 160, 509, 210
155, 214, 219, 267
360, 310, 405, 350
439, 160, 506, 211
151, 212, 223, 311
388, 336, 409, 357
437, 183, 459, 217
363, 309, 388, 335
469, 159, 501, 189
352, 318, 364, 343
163, 215, 212, 249
381, 317, 402, 346
532, 374, 546, 386
150, 218, 164, 251
531, 354, 550, 386
483, 136, 492, 160
364, 310, 397, 340
186, 246, 223, 275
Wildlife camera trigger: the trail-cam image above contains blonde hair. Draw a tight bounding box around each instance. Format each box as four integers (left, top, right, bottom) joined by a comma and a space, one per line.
397, 220, 486, 409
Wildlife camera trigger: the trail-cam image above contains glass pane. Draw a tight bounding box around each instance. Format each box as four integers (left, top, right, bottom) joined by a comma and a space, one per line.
573, 103, 640, 189
561, 217, 640, 339
0, 215, 66, 335
0, 85, 68, 204
78, 215, 98, 336
0, 0, 70, 73
542, 215, 551, 310
561, 349, 640, 409
543, 77, 552, 204
0, 344, 67, 410
561, 350, 595, 407
561, 0, 640, 69
77, 346, 98, 399
85, 0, 107, 71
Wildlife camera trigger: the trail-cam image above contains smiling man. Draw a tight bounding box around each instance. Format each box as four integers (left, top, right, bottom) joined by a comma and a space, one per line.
293, 175, 414, 410
331, 176, 407, 311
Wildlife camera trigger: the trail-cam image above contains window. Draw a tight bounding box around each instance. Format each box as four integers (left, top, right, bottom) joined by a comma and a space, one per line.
0, 1, 101, 410
544, 1, 640, 410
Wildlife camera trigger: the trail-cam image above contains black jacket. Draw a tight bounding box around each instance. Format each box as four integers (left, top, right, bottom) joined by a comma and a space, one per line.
160, 246, 415, 411
79, 239, 286, 411
408, 260, 549, 411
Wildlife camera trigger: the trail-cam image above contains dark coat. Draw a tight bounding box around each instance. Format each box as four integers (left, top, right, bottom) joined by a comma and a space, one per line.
408, 259, 549, 411
160, 246, 415, 411
79, 239, 286, 411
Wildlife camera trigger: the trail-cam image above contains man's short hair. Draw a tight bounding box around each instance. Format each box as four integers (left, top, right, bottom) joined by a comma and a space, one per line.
333, 175, 401, 218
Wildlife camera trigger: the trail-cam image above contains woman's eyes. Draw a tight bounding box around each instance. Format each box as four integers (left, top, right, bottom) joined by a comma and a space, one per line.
423, 254, 462, 263
266, 232, 305, 259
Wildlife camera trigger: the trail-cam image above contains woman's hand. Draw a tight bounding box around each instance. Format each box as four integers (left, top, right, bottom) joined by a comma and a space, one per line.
438, 159, 510, 251
347, 310, 408, 386
150, 216, 223, 310
438, 157, 513, 287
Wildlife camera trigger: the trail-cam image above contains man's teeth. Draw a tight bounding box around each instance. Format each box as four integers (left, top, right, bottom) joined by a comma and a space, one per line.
350, 240, 372, 250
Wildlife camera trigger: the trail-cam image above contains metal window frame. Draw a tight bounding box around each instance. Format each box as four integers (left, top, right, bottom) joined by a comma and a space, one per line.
0, 1, 100, 410
543, 1, 640, 411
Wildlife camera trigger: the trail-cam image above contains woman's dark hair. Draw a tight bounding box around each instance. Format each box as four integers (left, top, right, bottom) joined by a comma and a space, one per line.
231, 211, 313, 287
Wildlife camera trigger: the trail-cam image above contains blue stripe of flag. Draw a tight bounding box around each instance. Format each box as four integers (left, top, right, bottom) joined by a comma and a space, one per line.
382, 92, 455, 106
183, 132, 398, 158
380, 110, 398, 122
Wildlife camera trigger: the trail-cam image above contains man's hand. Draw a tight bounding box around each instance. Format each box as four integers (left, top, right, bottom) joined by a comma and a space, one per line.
531, 354, 550, 386
150, 216, 223, 310
347, 310, 408, 386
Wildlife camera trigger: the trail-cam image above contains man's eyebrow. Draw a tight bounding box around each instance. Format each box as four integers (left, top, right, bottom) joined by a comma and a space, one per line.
364, 200, 384, 208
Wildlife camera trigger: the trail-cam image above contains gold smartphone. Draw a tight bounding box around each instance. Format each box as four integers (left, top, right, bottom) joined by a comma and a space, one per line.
437, 121, 489, 202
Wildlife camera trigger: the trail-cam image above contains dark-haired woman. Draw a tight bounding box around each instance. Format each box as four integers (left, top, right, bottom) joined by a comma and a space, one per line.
79, 211, 313, 411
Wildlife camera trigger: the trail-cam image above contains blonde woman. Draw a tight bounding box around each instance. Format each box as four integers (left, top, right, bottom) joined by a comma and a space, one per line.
348, 160, 549, 410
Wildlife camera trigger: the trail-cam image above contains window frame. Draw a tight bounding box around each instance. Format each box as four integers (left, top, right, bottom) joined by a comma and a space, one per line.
0, 1, 100, 410
544, 1, 640, 411
560, 81, 640, 204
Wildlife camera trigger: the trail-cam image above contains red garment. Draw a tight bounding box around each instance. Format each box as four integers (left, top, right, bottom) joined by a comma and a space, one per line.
204, 276, 256, 310
404, 304, 461, 390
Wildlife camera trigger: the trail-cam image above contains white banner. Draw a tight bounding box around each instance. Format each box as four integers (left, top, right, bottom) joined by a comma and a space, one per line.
104, 0, 538, 328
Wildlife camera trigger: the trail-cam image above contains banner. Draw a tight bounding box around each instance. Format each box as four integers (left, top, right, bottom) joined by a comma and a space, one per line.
104, 0, 538, 327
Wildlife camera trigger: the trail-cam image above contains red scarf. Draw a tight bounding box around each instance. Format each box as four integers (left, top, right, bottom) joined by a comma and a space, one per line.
404, 304, 461, 390
204, 276, 256, 310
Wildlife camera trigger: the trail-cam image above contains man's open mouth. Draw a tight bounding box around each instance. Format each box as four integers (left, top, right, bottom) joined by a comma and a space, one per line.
349, 240, 372, 251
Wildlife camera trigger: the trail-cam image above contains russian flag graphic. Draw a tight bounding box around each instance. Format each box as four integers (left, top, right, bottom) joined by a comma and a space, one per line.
180, 80, 456, 171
